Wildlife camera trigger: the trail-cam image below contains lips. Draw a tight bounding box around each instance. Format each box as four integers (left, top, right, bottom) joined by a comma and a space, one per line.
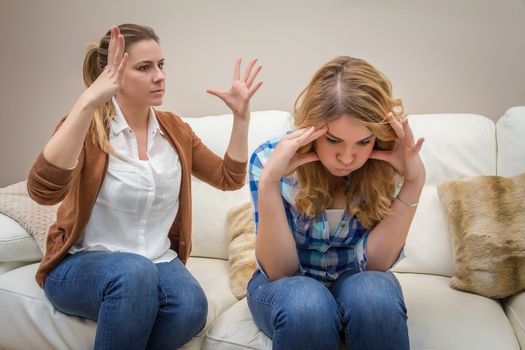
151, 89, 164, 94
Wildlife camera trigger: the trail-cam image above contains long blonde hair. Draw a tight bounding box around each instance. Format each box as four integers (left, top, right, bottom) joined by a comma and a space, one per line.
293, 56, 403, 229
82, 23, 159, 154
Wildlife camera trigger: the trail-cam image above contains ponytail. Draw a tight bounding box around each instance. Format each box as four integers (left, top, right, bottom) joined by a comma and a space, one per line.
82, 43, 115, 154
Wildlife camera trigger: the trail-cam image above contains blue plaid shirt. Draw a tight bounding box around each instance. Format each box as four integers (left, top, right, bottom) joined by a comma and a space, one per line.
249, 136, 371, 283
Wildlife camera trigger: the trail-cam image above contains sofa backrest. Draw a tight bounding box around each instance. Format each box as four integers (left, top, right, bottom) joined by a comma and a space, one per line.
497, 106, 525, 177
184, 108, 525, 278
392, 114, 497, 277
184, 111, 292, 259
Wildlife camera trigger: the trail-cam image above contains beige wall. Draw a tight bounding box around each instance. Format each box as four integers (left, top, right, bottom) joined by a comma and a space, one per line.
1, 0, 524, 186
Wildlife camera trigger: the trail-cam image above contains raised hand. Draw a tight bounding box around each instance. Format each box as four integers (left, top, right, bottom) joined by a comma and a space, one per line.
82, 26, 128, 108
369, 113, 425, 183
261, 126, 328, 183
207, 58, 263, 119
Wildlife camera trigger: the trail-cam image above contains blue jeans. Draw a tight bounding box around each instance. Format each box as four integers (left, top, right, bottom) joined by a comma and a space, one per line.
247, 269, 409, 350
44, 251, 207, 349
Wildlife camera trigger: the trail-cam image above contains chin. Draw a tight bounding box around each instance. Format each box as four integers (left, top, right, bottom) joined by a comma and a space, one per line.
325, 167, 353, 177
150, 98, 164, 106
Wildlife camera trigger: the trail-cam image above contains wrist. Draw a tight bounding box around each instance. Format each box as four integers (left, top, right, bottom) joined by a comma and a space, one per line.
233, 111, 250, 123
76, 93, 100, 113
259, 174, 281, 188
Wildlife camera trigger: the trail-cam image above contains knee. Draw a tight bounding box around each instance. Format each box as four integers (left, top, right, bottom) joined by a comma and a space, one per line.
274, 278, 339, 332
103, 253, 159, 296
177, 282, 208, 331
343, 272, 407, 323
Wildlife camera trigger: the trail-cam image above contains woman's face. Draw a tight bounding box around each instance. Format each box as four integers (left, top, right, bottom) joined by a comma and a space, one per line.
116, 39, 165, 108
314, 115, 376, 177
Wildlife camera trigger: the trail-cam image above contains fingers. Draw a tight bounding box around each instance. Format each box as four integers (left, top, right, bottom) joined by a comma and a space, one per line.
246, 64, 262, 89
242, 58, 258, 83
206, 88, 225, 99
401, 117, 415, 145
292, 152, 320, 168
368, 149, 391, 163
233, 57, 241, 81
384, 112, 405, 139
107, 26, 126, 73
248, 81, 264, 98
106, 26, 118, 68
293, 125, 328, 148
412, 137, 425, 153
116, 53, 129, 81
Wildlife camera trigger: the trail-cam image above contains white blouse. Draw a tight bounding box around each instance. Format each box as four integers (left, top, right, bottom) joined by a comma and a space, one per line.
69, 99, 182, 263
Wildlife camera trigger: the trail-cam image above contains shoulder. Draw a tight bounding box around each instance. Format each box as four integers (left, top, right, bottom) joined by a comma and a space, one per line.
154, 110, 194, 141
250, 135, 282, 166
155, 110, 185, 127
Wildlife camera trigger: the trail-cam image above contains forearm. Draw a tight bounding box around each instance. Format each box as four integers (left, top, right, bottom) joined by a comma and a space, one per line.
43, 95, 96, 169
365, 176, 425, 271
256, 179, 300, 280
225, 114, 250, 162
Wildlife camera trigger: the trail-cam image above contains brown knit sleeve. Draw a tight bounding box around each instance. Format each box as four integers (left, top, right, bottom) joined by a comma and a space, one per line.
187, 122, 247, 191
26, 116, 84, 205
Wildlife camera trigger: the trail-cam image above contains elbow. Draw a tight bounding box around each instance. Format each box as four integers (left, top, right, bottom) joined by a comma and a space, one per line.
257, 258, 297, 281
26, 180, 64, 206
266, 270, 295, 281
365, 257, 396, 272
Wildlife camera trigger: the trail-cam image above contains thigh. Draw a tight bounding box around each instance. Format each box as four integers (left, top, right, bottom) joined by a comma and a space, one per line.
330, 270, 405, 306
247, 270, 340, 339
155, 257, 207, 309
44, 251, 157, 320
146, 258, 208, 349
329, 271, 409, 350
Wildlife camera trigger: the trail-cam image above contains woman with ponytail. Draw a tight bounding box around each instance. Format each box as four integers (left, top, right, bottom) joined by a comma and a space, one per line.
247, 56, 425, 350
27, 24, 262, 349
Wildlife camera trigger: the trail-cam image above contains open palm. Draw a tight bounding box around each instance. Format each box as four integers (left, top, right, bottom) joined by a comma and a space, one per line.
207, 58, 263, 119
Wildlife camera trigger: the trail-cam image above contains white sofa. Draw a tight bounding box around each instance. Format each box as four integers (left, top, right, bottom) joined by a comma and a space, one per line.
1, 108, 524, 350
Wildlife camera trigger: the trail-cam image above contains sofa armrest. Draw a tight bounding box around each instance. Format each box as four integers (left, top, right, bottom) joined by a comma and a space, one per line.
0, 213, 41, 273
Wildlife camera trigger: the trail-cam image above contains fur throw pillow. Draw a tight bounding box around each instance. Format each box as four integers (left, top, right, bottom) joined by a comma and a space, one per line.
437, 172, 525, 299
0, 181, 58, 254
227, 202, 257, 299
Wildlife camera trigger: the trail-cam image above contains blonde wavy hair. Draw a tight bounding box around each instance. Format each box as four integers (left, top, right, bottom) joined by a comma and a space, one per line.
293, 56, 404, 229
82, 23, 159, 154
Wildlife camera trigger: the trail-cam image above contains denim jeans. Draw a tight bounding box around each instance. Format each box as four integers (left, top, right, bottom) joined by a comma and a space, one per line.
44, 251, 207, 350
247, 269, 409, 350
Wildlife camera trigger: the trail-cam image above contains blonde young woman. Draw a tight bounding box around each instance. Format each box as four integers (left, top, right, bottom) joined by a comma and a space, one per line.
248, 56, 425, 350
27, 24, 262, 349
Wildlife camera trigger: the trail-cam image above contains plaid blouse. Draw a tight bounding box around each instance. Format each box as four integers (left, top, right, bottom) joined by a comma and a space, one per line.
249, 136, 371, 283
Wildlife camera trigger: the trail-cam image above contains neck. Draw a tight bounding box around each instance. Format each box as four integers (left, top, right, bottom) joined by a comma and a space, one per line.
327, 173, 345, 192
115, 96, 150, 131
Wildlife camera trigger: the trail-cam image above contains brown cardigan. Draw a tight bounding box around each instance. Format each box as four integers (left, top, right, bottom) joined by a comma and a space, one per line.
27, 111, 247, 288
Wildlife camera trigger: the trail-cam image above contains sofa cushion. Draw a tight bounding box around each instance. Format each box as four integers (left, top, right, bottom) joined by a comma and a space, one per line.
391, 185, 455, 277
186, 110, 291, 260
226, 202, 256, 299
0, 213, 41, 265
182, 110, 292, 160
190, 181, 250, 260
0, 257, 236, 350
437, 173, 525, 298
504, 290, 525, 350
0, 181, 58, 254
408, 114, 496, 186
497, 106, 525, 177
392, 114, 496, 277
204, 273, 520, 350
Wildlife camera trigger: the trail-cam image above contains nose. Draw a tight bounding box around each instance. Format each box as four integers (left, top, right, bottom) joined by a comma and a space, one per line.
337, 146, 354, 166
153, 66, 165, 83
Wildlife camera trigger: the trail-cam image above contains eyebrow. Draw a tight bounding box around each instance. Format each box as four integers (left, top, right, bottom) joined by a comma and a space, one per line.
326, 130, 374, 143
134, 58, 165, 65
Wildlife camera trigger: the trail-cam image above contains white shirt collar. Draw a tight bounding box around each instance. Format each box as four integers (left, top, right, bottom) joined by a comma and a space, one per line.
110, 97, 163, 136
